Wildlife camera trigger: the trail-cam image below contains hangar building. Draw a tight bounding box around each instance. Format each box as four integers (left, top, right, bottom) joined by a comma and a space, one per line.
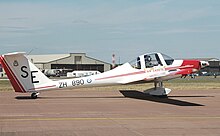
0, 61, 3, 77
27, 53, 111, 73
197, 58, 220, 75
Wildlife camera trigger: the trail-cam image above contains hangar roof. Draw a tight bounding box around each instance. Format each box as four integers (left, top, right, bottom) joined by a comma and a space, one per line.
177, 58, 219, 62
27, 53, 111, 65
27, 54, 70, 63
190, 58, 219, 62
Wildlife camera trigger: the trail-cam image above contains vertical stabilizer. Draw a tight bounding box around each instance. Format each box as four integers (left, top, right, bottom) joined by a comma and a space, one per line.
0, 52, 54, 93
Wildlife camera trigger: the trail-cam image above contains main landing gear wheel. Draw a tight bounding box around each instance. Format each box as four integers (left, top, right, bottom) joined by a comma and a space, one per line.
31, 92, 39, 99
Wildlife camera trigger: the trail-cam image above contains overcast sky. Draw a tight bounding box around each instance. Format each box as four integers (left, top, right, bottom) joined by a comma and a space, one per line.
0, 0, 220, 63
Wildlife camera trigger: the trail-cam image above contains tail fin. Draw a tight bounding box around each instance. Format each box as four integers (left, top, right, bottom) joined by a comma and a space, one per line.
0, 52, 54, 93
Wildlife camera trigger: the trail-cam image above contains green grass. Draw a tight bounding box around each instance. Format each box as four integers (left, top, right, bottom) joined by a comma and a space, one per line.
164, 76, 220, 90
0, 76, 220, 92
167, 76, 220, 83
0, 80, 13, 92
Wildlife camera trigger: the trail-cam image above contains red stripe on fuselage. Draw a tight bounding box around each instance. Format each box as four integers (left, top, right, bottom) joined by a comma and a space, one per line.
0, 56, 25, 93
95, 71, 146, 81
165, 65, 194, 71
28, 85, 56, 91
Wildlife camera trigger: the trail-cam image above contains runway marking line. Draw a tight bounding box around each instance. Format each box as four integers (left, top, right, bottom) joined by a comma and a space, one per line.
1, 116, 220, 122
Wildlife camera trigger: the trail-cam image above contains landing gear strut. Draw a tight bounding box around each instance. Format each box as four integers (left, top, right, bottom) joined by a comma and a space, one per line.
144, 81, 172, 96
31, 92, 39, 99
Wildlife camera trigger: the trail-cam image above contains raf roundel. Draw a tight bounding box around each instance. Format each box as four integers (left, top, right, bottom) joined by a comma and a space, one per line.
13, 60, 19, 67
87, 79, 92, 83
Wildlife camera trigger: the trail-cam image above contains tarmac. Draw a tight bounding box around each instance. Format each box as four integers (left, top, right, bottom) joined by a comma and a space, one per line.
0, 88, 220, 136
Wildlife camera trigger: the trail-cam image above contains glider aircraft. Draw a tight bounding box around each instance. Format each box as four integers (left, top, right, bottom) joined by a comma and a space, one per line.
0, 52, 209, 99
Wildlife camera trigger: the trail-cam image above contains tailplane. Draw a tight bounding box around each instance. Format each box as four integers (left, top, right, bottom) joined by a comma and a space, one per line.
0, 52, 54, 93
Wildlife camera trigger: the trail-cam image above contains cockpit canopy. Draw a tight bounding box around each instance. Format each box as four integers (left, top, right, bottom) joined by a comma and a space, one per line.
129, 53, 174, 69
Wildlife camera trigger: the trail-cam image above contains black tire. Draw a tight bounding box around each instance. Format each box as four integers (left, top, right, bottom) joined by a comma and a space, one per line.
31, 93, 38, 99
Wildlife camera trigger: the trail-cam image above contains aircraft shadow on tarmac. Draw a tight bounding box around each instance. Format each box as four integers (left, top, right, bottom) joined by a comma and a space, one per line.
119, 90, 208, 106
15, 96, 124, 100
15, 90, 211, 106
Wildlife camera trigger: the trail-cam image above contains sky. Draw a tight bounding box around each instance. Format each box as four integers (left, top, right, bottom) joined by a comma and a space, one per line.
0, 0, 220, 63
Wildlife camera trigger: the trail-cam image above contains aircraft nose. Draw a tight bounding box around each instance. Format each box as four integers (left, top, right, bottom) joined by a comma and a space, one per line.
200, 61, 209, 68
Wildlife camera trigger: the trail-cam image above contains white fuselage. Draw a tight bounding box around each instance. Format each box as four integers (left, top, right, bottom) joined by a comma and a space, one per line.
31, 60, 184, 92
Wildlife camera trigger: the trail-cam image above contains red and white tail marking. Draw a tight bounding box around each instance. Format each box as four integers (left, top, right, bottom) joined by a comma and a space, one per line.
0, 56, 25, 93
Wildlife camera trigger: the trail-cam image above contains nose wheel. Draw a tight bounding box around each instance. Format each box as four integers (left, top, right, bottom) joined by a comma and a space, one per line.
31, 92, 39, 99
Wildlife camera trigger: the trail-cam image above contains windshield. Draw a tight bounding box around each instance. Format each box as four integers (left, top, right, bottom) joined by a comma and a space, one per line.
161, 53, 174, 65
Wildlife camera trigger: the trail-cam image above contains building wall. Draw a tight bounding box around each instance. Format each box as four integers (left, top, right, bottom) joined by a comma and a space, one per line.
35, 64, 44, 70
44, 55, 74, 69
79, 54, 110, 71
32, 53, 111, 72
0, 64, 3, 77
51, 64, 105, 72
0, 64, 2, 72
200, 60, 220, 75
0, 64, 6, 77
